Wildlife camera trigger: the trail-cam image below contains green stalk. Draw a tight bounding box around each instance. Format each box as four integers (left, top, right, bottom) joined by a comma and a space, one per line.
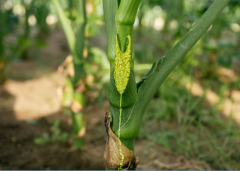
103, 0, 140, 170
51, 0, 75, 105
51, 0, 75, 107
51, 0, 87, 148
105, 0, 141, 152
71, 0, 87, 149
52, 0, 74, 107
103, 0, 230, 169
114, 0, 141, 149
62, 75, 74, 107
51, 0, 77, 58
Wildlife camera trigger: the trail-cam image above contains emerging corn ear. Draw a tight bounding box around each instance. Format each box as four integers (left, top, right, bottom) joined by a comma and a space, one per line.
114, 35, 131, 95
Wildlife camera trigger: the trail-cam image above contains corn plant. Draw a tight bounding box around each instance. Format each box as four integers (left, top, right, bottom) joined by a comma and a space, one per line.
51, 0, 87, 149
103, 0, 230, 170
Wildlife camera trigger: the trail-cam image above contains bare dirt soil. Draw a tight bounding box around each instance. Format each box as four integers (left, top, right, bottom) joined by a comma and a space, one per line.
0, 29, 207, 170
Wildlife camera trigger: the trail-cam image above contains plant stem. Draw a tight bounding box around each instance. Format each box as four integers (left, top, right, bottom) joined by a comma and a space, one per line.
51, 0, 87, 148
70, 0, 87, 148
62, 75, 74, 107
51, 0, 77, 60
104, 0, 230, 169
105, 0, 141, 152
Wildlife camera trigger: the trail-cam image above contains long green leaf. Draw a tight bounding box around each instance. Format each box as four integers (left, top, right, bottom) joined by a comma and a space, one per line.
119, 0, 231, 138
103, 0, 118, 72
51, 0, 76, 59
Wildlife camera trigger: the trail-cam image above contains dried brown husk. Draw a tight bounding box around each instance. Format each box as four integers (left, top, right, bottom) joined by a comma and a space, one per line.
104, 111, 139, 170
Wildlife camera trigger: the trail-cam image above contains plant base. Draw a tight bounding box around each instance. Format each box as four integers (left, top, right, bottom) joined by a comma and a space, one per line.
104, 111, 139, 170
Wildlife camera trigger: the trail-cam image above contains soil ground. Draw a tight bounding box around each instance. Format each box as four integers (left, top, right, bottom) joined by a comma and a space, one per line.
0, 29, 209, 170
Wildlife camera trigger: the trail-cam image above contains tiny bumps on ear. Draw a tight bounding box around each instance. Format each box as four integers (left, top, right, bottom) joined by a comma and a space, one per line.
114, 35, 131, 95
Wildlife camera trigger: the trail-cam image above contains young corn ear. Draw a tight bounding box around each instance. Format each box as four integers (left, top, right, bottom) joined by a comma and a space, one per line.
114, 35, 131, 95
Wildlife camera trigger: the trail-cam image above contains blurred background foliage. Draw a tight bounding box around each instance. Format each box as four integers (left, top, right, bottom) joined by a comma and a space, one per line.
0, 0, 240, 169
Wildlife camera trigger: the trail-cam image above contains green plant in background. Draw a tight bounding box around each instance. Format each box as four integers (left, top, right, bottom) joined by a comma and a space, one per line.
0, 0, 50, 81
34, 1, 50, 35
103, 0, 230, 170
34, 119, 69, 145
51, 0, 87, 149
0, 0, 20, 83
19, 0, 35, 61
0, 0, 5, 84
